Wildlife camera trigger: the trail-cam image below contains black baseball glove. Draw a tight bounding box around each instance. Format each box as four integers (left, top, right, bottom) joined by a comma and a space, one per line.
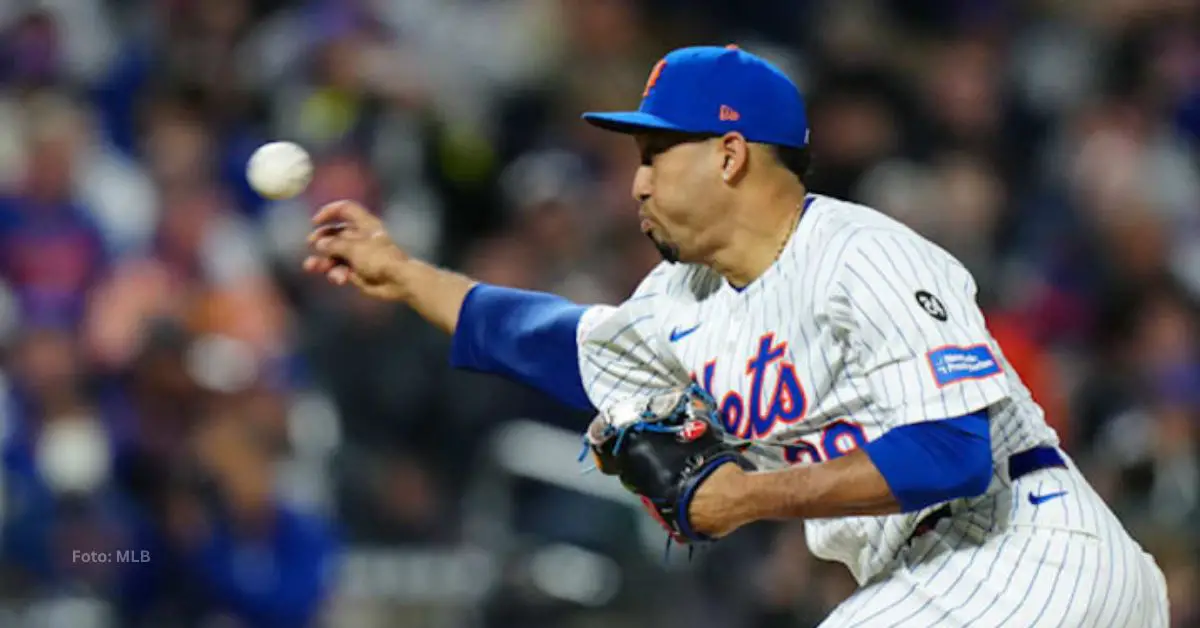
582, 384, 756, 544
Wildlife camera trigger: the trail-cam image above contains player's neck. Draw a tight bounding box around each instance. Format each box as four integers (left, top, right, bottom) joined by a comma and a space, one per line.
709, 185, 808, 289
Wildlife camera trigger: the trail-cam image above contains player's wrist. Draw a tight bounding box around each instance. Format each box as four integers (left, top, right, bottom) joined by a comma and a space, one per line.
688, 463, 754, 537
385, 253, 422, 302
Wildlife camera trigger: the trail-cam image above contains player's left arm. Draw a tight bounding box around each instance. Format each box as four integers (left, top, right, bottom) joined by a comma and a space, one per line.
691, 412, 990, 535
691, 231, 1004, 536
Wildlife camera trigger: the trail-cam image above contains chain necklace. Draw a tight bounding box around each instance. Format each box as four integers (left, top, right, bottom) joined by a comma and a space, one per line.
775, 200, 805, 263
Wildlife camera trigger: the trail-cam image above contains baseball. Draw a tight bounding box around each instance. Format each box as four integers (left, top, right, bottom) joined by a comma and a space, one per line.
246, 141, 313, 200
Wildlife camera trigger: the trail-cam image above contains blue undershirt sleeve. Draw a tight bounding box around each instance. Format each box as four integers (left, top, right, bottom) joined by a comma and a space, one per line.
862, 410, 993, 513
450, 284, 594, 410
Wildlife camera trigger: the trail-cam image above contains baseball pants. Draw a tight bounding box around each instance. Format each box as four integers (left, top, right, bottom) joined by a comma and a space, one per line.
820, 458, 1170, 627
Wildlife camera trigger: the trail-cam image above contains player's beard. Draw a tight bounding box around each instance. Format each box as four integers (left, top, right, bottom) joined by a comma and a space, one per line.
646, 230, 681, 264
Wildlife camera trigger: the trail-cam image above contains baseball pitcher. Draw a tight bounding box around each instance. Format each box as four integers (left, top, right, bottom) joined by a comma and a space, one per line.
304, 46, 1170, 626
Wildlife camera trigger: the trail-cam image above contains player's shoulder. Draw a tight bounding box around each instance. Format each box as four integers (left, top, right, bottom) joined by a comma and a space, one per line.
808, 194, 927, 244
808, 194, 962, 269
628, 260, 722, 304
576, 261, 718, 354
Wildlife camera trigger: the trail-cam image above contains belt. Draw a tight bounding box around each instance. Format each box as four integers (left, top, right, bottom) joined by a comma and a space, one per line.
909, 446, 1066, 542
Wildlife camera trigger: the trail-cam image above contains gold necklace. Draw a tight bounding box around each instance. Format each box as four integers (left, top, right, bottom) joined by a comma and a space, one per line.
775, 201, 804, 262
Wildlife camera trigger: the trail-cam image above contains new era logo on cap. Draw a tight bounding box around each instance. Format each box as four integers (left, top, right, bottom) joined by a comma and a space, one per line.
582, 45, 809, 149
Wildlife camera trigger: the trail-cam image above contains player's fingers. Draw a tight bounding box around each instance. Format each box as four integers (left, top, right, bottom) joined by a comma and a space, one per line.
307, 223, 351, 244
347, 272, 371, 291
313, 200, 377, 229
312, 200, 351, 225
303, 255, 338, 275
311, 234, 356, 259
327, 265, 351, 285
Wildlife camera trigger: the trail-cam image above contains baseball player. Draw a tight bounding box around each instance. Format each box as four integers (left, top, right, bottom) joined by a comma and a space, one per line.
305, 46, 1170, 626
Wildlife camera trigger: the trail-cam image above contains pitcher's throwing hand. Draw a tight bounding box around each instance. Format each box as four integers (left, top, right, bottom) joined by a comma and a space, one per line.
304, 201, 409, 301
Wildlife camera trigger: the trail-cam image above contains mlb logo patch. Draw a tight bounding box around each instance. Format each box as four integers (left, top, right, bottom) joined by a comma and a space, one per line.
926, 344, 1002, 387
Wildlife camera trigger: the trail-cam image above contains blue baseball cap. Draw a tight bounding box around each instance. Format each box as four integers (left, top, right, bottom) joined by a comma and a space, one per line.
582, 45, 809, 149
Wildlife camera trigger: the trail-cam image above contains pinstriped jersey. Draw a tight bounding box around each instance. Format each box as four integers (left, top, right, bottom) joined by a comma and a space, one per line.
576, 194, 1060, 584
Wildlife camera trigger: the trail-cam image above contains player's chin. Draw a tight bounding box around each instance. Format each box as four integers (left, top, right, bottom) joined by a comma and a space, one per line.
646, 231, 683, 264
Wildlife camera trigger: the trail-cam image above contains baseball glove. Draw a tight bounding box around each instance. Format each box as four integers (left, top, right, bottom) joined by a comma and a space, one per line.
581, 384, 757, 545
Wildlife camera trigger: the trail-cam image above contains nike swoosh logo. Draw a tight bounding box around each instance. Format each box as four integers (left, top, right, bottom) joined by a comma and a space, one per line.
668, 323, 702, 342
1028, 490, 1068, 506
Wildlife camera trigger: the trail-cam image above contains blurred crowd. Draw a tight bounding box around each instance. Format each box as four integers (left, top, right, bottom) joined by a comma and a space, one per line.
0, 0, 1197, 626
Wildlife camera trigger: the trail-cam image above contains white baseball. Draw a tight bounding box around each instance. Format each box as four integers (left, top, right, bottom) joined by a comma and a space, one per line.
246, 141, 313, 200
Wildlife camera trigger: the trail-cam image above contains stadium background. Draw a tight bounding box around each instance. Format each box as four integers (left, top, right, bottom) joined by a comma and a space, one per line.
0, 0, 1197, 626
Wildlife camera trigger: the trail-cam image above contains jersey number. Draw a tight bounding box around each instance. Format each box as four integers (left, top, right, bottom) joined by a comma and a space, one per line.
782, 419, 868, 464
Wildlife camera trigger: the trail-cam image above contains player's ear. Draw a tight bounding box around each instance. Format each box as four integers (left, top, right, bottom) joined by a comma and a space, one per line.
718, 132, 749, 184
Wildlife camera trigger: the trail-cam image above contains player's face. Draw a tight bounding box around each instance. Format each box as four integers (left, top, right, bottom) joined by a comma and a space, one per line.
632, 132, 728, 263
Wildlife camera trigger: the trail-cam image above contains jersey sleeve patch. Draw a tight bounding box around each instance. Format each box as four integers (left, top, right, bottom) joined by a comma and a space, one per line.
926, 344, 1002, 387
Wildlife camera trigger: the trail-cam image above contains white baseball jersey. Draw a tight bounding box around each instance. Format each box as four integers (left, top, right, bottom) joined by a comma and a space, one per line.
572, 194, 1170, 624
576, 194, 1059, 582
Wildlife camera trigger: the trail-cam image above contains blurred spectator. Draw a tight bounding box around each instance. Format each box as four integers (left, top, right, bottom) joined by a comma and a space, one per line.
1, 328, 138, 600
150, 408, 338, 628
0, 94, 109, 329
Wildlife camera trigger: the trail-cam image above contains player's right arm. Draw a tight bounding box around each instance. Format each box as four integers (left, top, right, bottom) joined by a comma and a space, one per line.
304, 200, 671, 411
304, 201, 475, 333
